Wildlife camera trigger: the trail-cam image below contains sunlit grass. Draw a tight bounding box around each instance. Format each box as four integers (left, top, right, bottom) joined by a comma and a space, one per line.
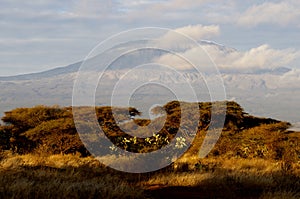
1, 151, 300, 198
0, 152, 146, 199
0, 101, 299, 198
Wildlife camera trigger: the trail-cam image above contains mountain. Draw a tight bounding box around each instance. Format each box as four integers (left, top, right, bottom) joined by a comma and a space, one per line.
0, 41, 299, 123
0, 62, 82, 81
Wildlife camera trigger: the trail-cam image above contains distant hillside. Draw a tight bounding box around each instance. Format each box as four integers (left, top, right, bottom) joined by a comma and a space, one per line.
0, 40, 299, 123
0, 62, 82, 81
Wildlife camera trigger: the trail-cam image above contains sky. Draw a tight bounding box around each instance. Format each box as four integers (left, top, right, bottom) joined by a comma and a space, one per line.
0, 0, 300, 76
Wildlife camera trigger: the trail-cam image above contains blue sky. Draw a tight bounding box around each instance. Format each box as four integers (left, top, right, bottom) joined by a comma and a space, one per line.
0, 0, 299, 76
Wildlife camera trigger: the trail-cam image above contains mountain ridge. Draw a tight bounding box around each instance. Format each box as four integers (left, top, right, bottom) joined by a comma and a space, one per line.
0, 40, 299, 123
0, 61, 82, 81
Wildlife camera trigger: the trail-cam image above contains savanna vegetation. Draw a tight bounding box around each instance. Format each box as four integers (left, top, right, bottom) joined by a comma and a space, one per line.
0, 101, 299, 198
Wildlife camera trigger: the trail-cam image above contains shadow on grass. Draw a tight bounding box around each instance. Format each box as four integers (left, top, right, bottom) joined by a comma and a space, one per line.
0, 159, 300, 199
144, 168, 300, 199
0, 164, 145, 199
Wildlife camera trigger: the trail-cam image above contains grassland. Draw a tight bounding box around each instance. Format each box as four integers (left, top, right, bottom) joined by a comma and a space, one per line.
1, 152, 300, 199
0, 101, 300, 198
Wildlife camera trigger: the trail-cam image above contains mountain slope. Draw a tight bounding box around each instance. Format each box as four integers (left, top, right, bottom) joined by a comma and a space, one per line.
0, 62, 82, 81
0, 41, 299, 123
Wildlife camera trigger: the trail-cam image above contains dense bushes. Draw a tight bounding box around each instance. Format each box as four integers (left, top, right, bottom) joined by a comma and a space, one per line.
0, 101, 296, 162
0, 125, 11, 151
1, 106, 80, 155
0, 105, 142, 156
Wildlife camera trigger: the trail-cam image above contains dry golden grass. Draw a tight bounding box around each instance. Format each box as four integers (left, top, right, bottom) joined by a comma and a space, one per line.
0, 102, 299, 198
1, 151, 300, 198
141, 157, 300, 198
0, 152, 146, 199
260, 191, 300, 199
142, 158, 279, 187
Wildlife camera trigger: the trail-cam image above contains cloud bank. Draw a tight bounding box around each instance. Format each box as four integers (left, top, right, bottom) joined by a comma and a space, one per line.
153, 30, 300, 73
0, 0, 299, 76
238, 1, 300, 27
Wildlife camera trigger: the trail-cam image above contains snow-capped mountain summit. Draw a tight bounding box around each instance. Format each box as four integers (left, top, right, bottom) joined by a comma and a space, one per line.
199, 40, 237, 54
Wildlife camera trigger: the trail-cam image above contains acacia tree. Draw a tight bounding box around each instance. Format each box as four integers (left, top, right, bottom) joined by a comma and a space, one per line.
23, 117, 89, 156
0, 125, 12, 151
0, 106, 72, 154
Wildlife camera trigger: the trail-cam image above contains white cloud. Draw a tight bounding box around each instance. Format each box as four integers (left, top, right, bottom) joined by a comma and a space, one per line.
154, 24, 220, 51
117, 0, 223, 23
154, 0, 212, 10
154, 46, 216, 71
237, 1, 300, 27
154, 43, 300, 72
174, 25, 220, 41
269, 68, 300, 88
206, 45, 298, 70
118, 0, 211, 12
70, 0, 114, 18
0, 0, 299, 76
